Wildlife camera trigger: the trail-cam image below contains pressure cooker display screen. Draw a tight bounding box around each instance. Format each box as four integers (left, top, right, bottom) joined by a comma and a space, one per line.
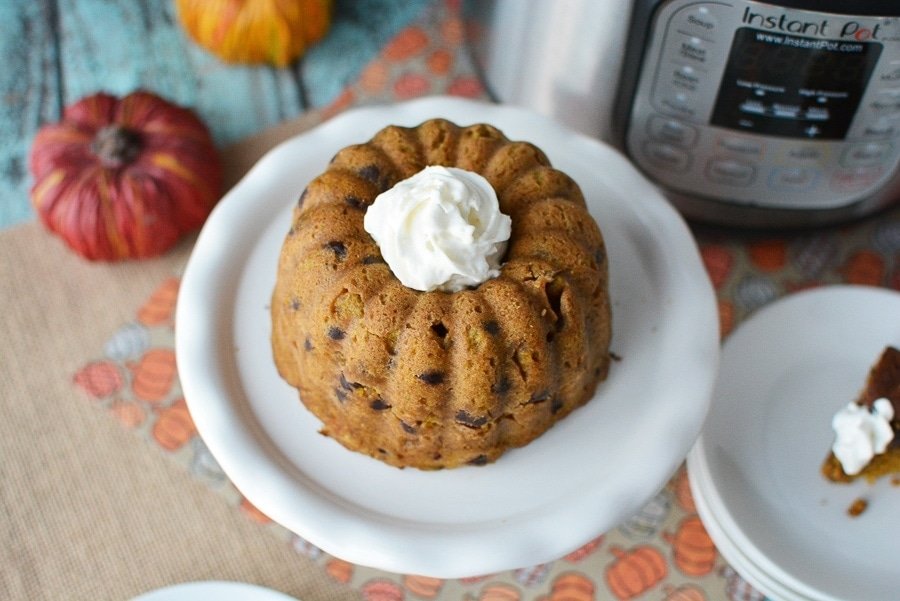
710, 27, 882, 139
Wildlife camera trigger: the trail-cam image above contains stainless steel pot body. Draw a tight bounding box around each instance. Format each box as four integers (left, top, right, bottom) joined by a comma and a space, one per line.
466, 0, 900, 227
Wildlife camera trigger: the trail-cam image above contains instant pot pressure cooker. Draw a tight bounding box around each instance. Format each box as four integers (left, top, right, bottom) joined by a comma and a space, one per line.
467, 0, 900, 227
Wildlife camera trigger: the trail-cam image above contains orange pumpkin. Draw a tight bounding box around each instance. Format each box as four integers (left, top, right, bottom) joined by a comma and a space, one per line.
563, 535, 604, 562
29, 91, 221, 261
361, 579, 404, 601
549, 572, 595, 601
108, 399, 146, 428
478, 583, 521, 601
665, 516, 717, 576
74, 360, 124, 398
718, 299, 735, 340
239, 497, 272, 524
137, 277, 180, 325
459, 574, 493, 585
672, 466, 697, 513
131, 348, 177, 403
383, 26, 429, 61
402, 575, 443, 598
842, 250, 885, 286
325, 558, 354, 584
747, 239, 787, 272
175, 0, 332, 66
152, 398, 196, 451
605, 546, 667, 600
700, 244, 733, 289
664, 584, 707, 601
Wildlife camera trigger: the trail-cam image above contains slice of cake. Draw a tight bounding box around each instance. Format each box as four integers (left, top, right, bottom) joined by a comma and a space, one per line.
822, 346, 900, 483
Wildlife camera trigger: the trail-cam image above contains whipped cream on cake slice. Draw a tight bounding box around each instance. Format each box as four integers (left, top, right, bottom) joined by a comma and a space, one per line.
823, 346, 900, 483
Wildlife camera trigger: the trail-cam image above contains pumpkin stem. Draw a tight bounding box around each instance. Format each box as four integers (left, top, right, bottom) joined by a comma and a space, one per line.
92, 125, 142, 168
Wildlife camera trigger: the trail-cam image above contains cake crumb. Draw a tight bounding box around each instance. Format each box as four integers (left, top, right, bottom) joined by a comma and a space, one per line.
847, 497, 868, 517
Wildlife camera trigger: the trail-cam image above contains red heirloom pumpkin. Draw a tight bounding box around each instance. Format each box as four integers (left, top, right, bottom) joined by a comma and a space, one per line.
29, 91, 222, 261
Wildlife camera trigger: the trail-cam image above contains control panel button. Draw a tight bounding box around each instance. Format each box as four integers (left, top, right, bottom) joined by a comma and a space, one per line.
705, 158, 756, 186
859, 120, 897, 139
877, 60, 900, 84
674, 6, 719, 40
656, 89, 698, 119
677, 36, 710, 66
841, 142, 893, 167
768, 167, 819, 191
648, 116, 698, 147
830, 166, 884, 193
869, 92, 900, 121
783, 145, 828, 162
642, 141, 691, 172
716, 136, 765, 157
672, 64, 702, 92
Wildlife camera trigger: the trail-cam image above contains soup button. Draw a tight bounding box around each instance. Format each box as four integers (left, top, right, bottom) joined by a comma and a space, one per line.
674, 6, 720, 39
705, 158, 756, 186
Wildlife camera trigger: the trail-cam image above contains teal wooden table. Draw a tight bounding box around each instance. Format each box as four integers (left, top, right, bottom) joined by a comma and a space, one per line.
0, 0, 432, 229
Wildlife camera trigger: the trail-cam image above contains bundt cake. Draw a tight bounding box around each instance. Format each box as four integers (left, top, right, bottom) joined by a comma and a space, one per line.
822, 345, 900, 483
271, 118, 611, 469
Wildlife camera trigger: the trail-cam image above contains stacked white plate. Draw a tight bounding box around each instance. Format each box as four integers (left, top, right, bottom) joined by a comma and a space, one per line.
687, 285, 900, 601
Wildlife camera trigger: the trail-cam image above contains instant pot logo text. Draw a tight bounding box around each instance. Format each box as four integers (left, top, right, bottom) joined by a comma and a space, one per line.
742, 7, 881, 41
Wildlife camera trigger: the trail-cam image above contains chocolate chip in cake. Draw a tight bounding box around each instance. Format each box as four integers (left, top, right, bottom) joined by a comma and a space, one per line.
455, 410, 489, 428
483, 320, 500, 336
324, 240, 347, 261
327, 326, 345, 341
369, 398, 391, 411
430, 322, 448, 339
345, 195, 366, 210
400, 420, 417, 434
491, 376, 512, 395
551, 398, 564, 414
290, 297, 301, 311
334, 387, 348, 402
362, 255, 385, 265
528, 390, 550, 404
297, 188, 309, 208
358, 164, 381, 184
416, 370, 444, 385
303, 337, 314, 351
467, 454, 488, 466
339, 372, 363, 391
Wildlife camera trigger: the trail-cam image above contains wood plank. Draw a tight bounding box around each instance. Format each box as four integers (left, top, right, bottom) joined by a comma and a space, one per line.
0, 0, 434, 229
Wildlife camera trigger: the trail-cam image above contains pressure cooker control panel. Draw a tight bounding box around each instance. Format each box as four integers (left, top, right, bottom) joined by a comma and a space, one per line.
626, 0, 900, 209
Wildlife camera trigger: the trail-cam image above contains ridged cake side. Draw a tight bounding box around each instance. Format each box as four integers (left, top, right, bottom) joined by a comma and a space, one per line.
271, 119, 611, 469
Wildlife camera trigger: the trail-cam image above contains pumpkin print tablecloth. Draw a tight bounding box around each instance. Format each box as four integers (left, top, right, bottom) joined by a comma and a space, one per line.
71, 1, 900, 600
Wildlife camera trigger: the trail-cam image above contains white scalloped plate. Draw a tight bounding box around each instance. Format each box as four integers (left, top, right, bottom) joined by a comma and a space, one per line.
176, 97, 718, 578
688, 285, 900, 601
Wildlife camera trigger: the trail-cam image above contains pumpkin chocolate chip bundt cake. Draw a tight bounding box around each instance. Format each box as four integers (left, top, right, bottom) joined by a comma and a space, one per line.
271, 118, 611, 469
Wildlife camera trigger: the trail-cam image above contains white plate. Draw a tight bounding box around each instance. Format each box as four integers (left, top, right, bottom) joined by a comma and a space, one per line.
690, 459, 814, 601
687, 285, 900, 601
177, 96, 719, 578
131, 581, 298, 601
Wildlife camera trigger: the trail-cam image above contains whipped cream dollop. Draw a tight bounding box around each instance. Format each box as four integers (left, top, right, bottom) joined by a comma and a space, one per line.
363, 165, 511, 292
831, 398, 895, 475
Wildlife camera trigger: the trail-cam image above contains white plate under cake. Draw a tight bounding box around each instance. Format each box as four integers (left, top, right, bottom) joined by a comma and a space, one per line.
176, 97, 719, 577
